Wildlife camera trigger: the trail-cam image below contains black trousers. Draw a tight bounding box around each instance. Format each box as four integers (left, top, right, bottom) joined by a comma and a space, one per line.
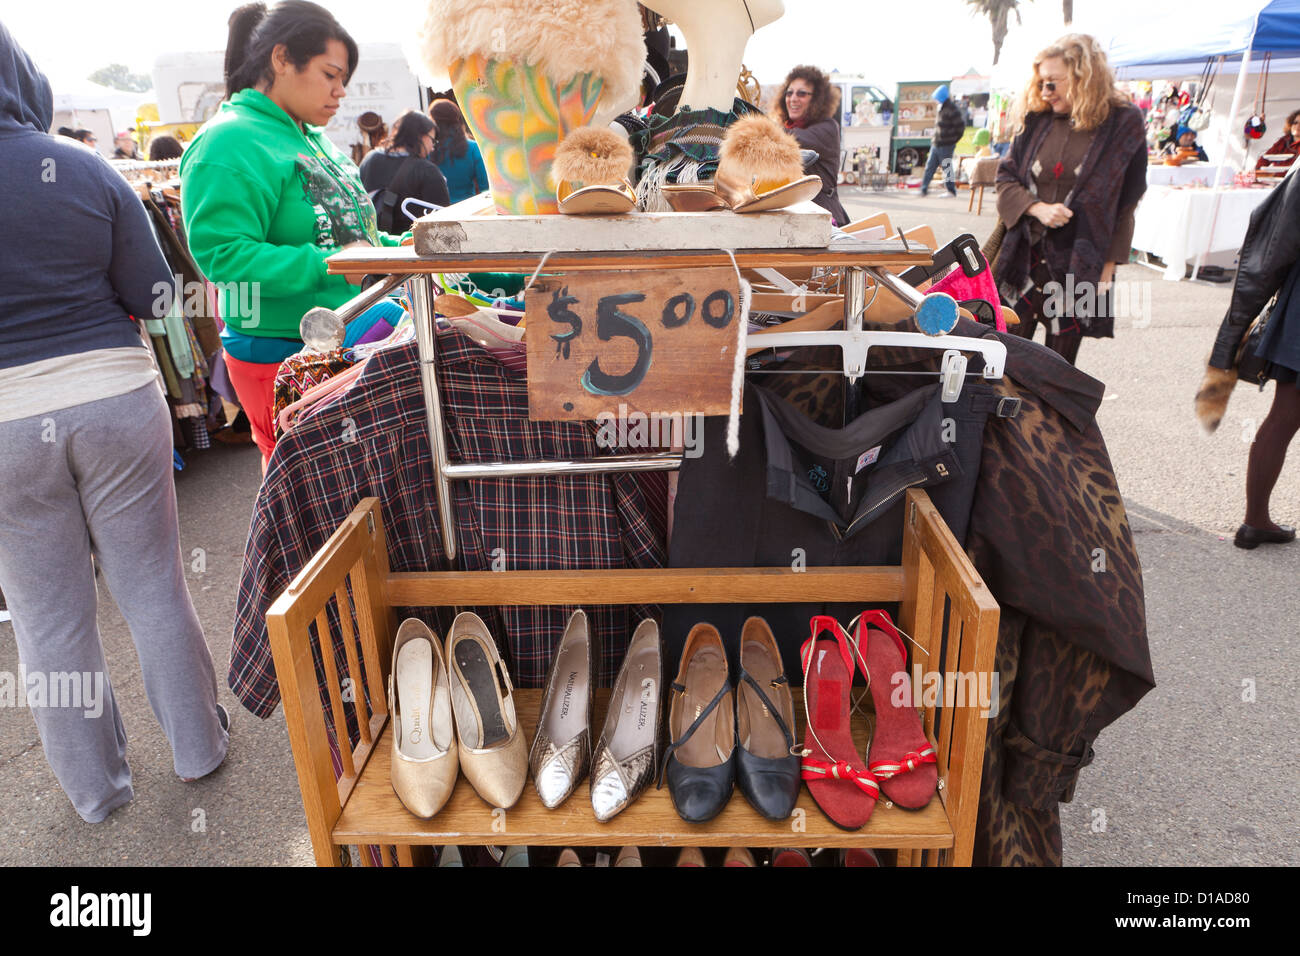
662, 382, 998, 678
1011, 245, 1084, 366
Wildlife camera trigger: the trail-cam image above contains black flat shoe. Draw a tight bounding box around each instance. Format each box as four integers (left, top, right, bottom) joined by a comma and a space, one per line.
735, 617, 801, 821
1233, 523, 1296, 549
659, 623, 735, 824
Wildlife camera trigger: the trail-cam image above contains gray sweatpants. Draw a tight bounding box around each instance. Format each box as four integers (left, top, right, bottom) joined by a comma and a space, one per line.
0, 382, 227, 822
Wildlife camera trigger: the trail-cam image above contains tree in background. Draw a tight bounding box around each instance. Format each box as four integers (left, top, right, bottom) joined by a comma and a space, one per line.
965, 0, 1026, 65
89, 64, 150, 92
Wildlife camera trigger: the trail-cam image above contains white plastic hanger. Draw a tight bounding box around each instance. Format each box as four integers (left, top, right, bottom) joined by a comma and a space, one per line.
746, 324, 1005, 392
745, 275, 1007, 400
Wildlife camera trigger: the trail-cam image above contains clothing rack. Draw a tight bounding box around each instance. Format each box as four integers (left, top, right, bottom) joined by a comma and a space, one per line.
324, 238, 939, 561
110, 158, 181, 185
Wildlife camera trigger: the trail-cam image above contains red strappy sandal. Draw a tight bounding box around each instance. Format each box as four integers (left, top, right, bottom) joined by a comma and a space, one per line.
799, 615, 880, 830
850, 610, 937, 809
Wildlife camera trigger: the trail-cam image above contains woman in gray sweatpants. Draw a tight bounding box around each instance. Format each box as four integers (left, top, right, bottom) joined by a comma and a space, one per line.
0, 24, 227, 823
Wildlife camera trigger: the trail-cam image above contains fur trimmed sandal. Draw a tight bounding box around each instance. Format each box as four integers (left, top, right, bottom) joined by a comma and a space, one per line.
713, 115, 822, 213
551, 126, 637, 215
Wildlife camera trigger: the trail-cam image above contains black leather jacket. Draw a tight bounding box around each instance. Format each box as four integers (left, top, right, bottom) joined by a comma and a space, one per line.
1209, 167, 1300, 368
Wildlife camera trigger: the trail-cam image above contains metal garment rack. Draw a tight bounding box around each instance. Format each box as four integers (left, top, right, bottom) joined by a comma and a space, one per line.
324, 242, 932, 560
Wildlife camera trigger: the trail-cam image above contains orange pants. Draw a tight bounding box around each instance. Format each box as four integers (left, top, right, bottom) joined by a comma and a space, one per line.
222, 351, 281, 469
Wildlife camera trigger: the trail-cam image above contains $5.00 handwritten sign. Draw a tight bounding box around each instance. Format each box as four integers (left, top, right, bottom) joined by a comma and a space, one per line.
525, 267, 742, 421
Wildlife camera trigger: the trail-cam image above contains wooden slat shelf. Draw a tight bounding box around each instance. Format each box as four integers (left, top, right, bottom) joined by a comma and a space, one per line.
385, 567, 905, 607
323, 240, 932, 277
333, 690, 951, 849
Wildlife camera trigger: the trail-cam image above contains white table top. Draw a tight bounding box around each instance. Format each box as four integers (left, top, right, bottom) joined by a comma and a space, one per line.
1145, 164, 1231, 188
1130, 185, 1274, 280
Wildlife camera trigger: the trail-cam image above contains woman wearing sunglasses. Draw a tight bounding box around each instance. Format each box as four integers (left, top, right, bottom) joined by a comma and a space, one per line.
992, 34, 1147, 366
773, 65, 848, 225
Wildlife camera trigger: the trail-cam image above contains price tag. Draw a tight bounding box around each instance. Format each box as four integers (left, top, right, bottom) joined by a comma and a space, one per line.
525, 267, 742, 421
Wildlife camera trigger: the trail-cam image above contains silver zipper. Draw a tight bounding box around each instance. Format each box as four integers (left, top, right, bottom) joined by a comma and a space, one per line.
842, 469, 929, 536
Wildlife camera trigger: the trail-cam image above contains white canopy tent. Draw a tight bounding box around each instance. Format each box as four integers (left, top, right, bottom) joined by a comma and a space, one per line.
50, 80, 153, 158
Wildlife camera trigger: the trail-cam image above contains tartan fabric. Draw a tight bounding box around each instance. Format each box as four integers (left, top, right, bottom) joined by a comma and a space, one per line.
635, 99, 762, 182
231, 330, 667, 753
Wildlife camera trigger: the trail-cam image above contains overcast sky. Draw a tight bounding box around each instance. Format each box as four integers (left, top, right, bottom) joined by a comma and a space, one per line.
5, 0, 1128, 94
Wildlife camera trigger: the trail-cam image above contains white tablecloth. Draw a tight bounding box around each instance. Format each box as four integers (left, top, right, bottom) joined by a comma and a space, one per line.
1130, 185, 1273, 280
1145, 164, 1230, 187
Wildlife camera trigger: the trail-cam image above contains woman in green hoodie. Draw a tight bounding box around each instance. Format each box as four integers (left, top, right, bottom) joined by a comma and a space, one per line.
182, 1, 404, 465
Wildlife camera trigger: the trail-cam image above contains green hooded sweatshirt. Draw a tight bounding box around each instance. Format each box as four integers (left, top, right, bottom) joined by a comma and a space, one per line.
180, 88, 401, 355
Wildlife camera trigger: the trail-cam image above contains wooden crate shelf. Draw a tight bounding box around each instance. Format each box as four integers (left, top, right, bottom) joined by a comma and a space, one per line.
266, 491, 998, 866
333, 689, 951, 849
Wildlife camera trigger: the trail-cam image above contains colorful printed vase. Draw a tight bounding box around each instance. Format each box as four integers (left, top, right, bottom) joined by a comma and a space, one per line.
450, 53, 605, 215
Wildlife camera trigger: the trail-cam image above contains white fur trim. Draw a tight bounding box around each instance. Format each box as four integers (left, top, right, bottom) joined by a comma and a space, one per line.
726, 277, 751, 459
419, 0, 645, 114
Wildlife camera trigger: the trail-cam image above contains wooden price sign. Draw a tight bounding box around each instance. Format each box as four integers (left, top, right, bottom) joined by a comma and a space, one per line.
525, 267, 742, 421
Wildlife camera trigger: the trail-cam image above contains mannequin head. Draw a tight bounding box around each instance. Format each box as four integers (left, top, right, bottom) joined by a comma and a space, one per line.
640, 0, 783, 39
642, 0, 785, 113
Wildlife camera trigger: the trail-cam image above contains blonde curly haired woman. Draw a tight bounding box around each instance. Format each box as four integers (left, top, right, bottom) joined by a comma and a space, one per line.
993, 34, 1147, 366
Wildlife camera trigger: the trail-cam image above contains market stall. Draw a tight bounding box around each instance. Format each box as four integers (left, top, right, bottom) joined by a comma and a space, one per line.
225, 0, 1153, 870
1098, 0, 1300, 278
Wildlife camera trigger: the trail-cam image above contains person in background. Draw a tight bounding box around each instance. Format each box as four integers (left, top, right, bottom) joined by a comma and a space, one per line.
1200, 163, 1300, 549
359, 108, 450, 231
993, 33, 1147, 366
771, 64, 848, 225
1162, 125, 1208, 162
112, 129, 139, 159
71, 127, 97, 147
181, 0, 407, 468
0, 22, 228, 824
973, 127, 993, 157
919, 84, 963, 198
428, 98, 488, 205
148, 134, 184, 160
1255, 108, 1300, 173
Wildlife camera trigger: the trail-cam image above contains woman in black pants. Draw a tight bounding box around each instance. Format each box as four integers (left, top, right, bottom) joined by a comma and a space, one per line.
993, 35, 1147, 366
1198, 166, 1300, 549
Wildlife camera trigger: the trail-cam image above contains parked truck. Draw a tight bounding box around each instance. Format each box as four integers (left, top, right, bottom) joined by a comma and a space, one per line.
150, 43, 425, 157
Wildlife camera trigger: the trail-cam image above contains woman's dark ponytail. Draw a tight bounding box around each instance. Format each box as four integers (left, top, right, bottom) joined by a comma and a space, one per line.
223, 0, 358, 98
224, 2, 269, 97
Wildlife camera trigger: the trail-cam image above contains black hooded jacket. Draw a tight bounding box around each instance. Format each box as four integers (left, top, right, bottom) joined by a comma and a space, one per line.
1208, 165, 1300, 369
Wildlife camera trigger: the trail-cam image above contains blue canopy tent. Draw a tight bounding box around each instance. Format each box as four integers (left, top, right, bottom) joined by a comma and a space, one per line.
1092, 0, 1300, 277
1105, 0, 1300, 68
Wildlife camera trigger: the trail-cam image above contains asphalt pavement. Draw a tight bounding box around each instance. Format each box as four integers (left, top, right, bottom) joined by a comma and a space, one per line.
0, 184, 1295, 866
